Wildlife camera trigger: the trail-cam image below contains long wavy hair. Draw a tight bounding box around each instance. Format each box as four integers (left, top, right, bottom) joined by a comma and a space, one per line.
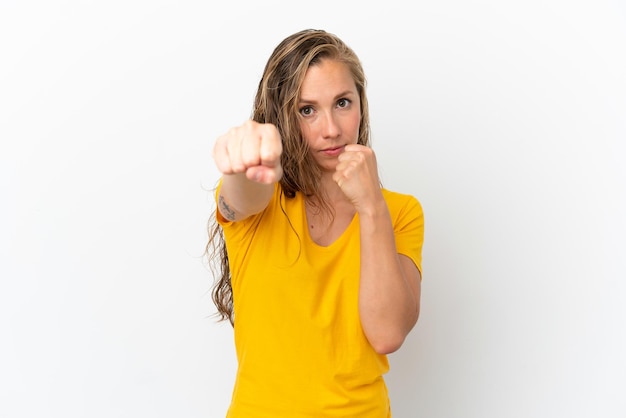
206, 29, 371, 325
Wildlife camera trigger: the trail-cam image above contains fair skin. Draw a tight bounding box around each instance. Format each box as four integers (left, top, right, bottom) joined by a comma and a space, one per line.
213, 58, 420, 354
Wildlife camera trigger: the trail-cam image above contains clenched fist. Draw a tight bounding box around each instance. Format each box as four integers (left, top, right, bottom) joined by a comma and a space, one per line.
213, 120, 283, 184
333, 144, 383, 211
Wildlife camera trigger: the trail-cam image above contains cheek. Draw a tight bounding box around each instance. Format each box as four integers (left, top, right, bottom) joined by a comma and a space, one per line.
347, 112, 361, 138
299, 123, 315, 145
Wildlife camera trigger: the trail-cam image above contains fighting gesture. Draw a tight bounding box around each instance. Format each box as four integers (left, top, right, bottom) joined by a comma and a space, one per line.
213, 120, 283, 184
208, 30, 424, 415
213, 120, 283, 221
333, 144, 384, 213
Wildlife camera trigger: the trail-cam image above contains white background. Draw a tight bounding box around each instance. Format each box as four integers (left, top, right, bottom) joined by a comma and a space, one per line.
1, 1, 625, 417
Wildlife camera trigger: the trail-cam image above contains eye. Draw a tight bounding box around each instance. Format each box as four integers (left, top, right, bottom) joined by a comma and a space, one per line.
299, 106, 314, 117
337, 98, 351, 108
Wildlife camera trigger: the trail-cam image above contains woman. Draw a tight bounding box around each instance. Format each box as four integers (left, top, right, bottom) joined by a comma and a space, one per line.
207, 28, 424, 418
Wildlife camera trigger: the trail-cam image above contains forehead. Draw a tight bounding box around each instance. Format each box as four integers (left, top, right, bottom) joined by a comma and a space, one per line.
299, 59, 357, 99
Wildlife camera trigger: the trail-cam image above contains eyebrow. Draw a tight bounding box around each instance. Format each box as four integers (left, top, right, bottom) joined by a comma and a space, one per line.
298, 90, 356, 104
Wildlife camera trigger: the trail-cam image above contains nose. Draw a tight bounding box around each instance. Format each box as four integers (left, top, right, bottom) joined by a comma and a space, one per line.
321, 111, 340, 139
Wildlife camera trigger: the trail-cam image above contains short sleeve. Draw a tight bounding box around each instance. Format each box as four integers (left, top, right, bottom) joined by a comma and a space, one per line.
390, 194, 425, 276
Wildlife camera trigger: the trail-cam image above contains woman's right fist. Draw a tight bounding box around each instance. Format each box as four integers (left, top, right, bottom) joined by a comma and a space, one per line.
213, 120, 283, 184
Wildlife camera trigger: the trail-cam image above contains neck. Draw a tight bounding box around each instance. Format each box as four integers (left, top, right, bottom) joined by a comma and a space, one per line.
316, 173, 348, 202
305, 173, 354, 220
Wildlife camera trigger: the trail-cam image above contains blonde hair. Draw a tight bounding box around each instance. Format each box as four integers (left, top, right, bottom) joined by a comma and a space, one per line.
207, 29, 371, 324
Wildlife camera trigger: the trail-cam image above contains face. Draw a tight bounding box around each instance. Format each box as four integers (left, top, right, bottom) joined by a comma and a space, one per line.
298, 59, 361, 172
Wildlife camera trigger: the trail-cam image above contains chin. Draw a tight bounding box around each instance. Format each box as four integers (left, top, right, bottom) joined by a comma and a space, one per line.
317, 161, 338, 174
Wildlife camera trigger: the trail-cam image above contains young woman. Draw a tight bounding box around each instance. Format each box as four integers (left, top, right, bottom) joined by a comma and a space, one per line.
207, 28, 424, 418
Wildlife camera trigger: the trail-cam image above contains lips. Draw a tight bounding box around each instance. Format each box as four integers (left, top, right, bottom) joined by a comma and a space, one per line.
320, 145, 345, 156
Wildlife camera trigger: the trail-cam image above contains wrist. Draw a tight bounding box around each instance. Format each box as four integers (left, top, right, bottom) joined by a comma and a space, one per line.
356, 194, 388, 220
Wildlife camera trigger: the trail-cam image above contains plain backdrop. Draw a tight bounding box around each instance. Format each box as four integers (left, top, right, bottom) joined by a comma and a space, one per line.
1, 1, 625, 417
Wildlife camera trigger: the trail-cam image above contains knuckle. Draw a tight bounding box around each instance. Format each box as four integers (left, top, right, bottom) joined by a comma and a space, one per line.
242, 152, 260, 166
261, 147, 280, 162
227, 126, 240, 138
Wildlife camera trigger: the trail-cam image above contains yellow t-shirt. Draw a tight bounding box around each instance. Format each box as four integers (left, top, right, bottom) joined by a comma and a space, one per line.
216, 183, 424, 418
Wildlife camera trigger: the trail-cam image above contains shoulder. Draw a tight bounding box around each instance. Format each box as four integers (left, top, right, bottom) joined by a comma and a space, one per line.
381, 188, 424, 232
381, 188, 422, 214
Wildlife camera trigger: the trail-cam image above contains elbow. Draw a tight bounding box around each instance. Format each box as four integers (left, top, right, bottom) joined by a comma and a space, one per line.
367, 326, 410, 354
368, 309, 420, 355
371, 335, 406, 355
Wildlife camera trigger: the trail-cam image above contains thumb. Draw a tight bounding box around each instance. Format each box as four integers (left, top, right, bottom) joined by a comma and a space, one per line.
246, 165, 282, 184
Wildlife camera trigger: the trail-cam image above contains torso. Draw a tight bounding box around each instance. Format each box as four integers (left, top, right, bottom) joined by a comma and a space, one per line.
217, 183, 423, 418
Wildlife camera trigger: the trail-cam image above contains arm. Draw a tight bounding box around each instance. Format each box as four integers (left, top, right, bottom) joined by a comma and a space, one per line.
213, 120, 283, 221
334, 144, 421, 354
358, 201, 421, 354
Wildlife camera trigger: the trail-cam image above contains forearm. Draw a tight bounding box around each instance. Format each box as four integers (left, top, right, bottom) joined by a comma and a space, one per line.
358, 199, 420, 354
218, 173, 275, 221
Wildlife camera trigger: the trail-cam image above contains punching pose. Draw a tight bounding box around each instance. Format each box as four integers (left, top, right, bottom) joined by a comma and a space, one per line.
207, 29, 424, 418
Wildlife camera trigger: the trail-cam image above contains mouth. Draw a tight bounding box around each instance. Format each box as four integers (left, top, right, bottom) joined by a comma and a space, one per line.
320, 145, 345, 156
